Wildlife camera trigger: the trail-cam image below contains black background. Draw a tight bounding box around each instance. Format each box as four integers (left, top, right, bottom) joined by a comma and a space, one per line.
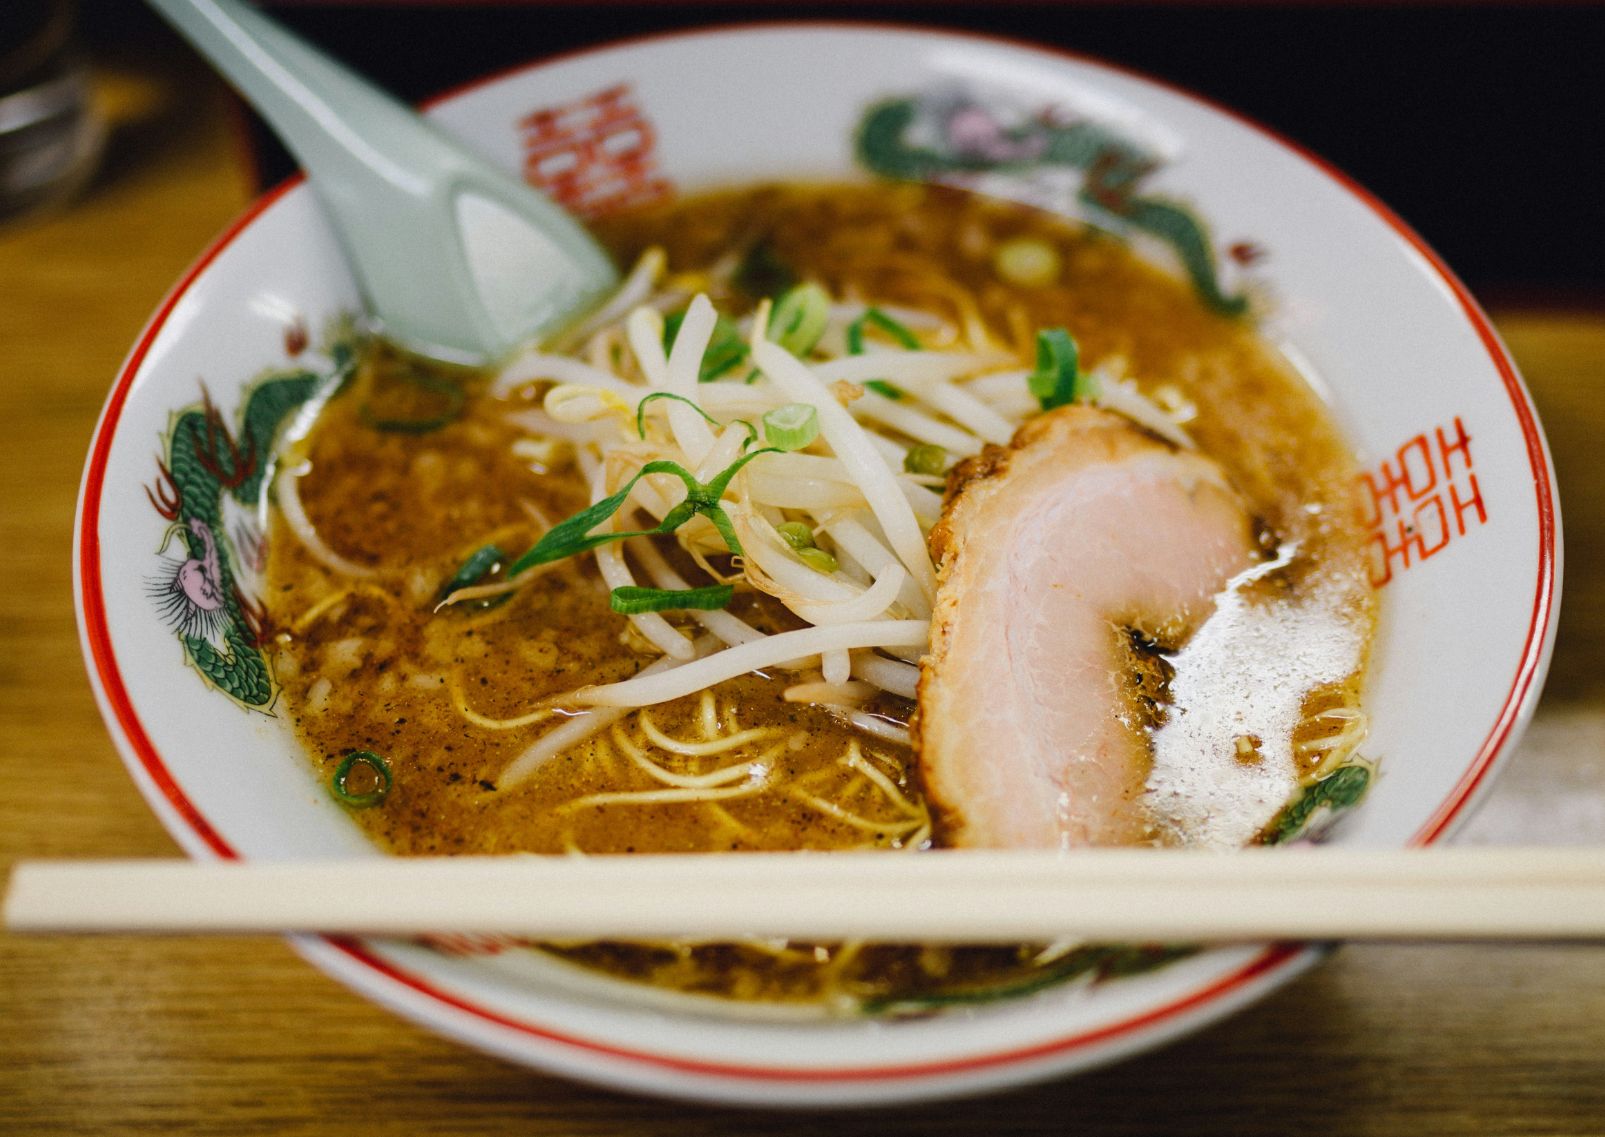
84, 1, 1605, 299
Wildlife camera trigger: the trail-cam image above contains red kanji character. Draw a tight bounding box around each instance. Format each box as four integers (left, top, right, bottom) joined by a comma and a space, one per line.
1449, 472, 1488, 535
1437, 415, 1474, 477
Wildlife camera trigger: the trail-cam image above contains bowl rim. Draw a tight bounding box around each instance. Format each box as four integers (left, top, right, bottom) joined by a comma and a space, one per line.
75, 18, 1561, 1100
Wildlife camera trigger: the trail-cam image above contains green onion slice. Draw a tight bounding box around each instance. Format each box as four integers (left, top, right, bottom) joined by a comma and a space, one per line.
775, 521, 815, 550
767, 283, 830, 356
903, 443, 948, 476
508, 448, 780, 577
440, 544, 511, 609
762, 403, 820, 451
1028, 327, 1097, 411
797, 546, 839, 575
846, 310, 919, 400
847, 307, 921, 354
331, 750, 392, 808
635, 392, 756, 448
610, 583, 735, 614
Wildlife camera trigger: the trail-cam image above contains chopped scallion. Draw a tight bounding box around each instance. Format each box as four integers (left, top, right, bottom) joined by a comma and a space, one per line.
903, 443, 948, 476
610, 583, 735, 614
845, 310, 919, 400
331, 750, 392, 809
635, 391, 756, 447
1028, 327, 1097, 411
508, 448, 780, 577
767, 283, 830, 356
440, 544, 510, 609
775, 521, 815, 550
762, 403, 820, 451
797, 546, 839, 575
847, 307, 921, 354
994, 237, 1061, 288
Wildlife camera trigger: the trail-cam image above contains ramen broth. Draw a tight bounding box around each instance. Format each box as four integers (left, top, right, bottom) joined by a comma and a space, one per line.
264, 183, 1375, 1008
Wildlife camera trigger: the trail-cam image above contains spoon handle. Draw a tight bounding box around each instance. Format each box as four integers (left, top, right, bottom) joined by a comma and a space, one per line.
146, 0, 616, 362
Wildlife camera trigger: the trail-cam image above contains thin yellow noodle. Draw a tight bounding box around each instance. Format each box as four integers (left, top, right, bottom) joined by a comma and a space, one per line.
704, 802, 759, 844
291, 582, 398, 633
786, 786, 925, 836
788, 764, 847, 793
1296, 709, 1368, 780
1295, 707, 1366, 753
857, 744, 916, 784
445, 673, 557, 731
1003, 302, 1036, 357
611, 727, 779, 790
899, 823, 932, 851
636, 712, 780, 757
783, 767, 924, 828
843, 746, 925, 820
561, 782, 769, 812
815, 939, 867, 983
588, 736, 624, 782
888, 273, 1002, 350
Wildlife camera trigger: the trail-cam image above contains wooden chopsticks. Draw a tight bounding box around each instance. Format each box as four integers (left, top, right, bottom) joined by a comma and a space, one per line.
7, 848, 1605, 943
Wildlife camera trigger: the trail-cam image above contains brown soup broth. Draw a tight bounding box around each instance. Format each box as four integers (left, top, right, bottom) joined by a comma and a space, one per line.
264, 182, 1374, 1008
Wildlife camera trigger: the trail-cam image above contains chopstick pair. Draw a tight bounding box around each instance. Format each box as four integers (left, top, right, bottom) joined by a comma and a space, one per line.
7, 848, 1605, 942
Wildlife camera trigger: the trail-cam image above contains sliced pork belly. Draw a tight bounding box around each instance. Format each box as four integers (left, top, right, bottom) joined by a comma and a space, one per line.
915, 406, 1258, 849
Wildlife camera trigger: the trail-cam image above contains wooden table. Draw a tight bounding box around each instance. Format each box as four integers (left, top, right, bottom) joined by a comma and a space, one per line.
3, 41, 1602, 1137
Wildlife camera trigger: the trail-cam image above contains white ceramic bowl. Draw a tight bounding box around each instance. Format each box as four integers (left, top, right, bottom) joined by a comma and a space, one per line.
76, 24, 1561, 1106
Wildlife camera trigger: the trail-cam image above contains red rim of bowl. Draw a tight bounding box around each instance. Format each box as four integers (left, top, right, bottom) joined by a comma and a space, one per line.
76, 21, 1559, 1091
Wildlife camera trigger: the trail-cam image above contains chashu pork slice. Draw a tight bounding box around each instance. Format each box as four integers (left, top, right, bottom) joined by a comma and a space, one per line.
915, 405, 1258, 848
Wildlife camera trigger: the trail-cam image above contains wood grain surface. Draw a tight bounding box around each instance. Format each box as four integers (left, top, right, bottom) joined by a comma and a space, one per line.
2, 41, 1602, 1137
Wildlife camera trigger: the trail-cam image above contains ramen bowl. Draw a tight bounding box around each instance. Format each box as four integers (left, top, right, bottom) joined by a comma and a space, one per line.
76, 24, 1560, 1106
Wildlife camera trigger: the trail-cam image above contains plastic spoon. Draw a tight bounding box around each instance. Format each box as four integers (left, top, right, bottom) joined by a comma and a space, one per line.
146, 0, 618, 365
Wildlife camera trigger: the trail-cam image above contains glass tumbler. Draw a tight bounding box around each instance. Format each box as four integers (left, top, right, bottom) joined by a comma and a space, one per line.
0, 0, 102, 225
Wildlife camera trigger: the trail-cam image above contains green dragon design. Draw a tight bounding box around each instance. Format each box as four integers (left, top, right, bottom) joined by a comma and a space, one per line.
145, 334, 357, 709
855, 94, 1249, 316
